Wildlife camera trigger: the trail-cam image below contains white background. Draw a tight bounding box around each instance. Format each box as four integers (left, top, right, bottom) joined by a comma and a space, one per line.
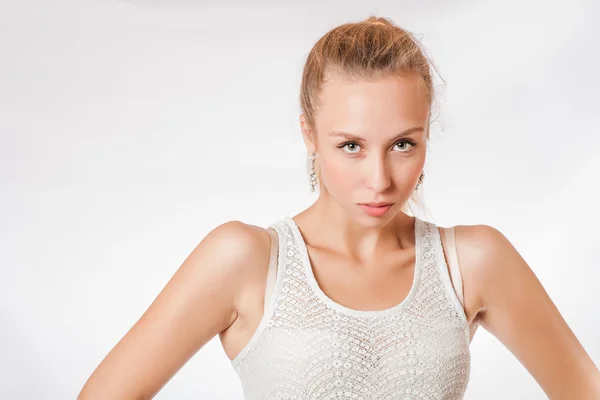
1, 0, 599, 399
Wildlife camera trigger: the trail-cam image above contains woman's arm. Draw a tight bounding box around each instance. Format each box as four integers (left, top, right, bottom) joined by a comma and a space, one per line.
77, 220, 263, 400
467, 224, 600, 399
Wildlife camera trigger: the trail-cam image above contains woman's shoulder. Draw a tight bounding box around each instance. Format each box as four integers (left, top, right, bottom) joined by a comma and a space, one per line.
438, 222, 510, 323
205, 220, 273, 267
444, 223, 511, 269
210, 219, 277, 274
209, 219, 270, 243
206, 220, 276, 317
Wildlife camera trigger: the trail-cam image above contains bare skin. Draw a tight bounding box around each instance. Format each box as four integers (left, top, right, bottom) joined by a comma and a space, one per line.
78, 73, 600, 399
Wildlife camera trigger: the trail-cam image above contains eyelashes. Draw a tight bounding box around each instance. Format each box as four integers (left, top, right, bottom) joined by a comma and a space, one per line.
336, 139, 417, 154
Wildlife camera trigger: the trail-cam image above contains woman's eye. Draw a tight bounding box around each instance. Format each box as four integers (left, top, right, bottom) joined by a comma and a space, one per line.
393, 140, 416, 152
338, 142, 361, 153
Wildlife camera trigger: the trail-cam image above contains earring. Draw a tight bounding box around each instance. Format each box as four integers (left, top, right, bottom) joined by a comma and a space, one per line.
415, 171, 425, 190
308, 151, 318, 192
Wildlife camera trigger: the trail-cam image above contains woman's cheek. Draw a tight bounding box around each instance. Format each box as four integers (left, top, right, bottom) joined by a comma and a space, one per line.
321, 157, 356, 193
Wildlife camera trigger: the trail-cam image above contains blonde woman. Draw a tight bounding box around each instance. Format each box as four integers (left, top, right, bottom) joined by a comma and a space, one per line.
78, 16, 600, 400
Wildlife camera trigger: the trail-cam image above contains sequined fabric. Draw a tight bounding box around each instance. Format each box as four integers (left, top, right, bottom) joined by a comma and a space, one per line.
231, 216, 471, 400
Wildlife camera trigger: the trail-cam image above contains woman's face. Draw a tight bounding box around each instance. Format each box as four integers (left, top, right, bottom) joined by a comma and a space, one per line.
302, 72, 430, 225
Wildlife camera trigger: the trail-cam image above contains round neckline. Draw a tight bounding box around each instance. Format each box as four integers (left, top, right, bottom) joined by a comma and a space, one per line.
284, 215, 422, 317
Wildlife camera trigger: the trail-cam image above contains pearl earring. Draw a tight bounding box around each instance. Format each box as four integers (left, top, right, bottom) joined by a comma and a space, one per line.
308, 151, 318, 192
415, 171, 425, 190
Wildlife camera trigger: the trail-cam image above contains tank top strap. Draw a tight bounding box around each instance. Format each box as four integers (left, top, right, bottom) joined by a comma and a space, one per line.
262, 219, 291, 314
263, 219, 306, 312
263, 226, 279, 310
444, 226, 465, 308
418, 219, 470, 340
230, 219, 294, 366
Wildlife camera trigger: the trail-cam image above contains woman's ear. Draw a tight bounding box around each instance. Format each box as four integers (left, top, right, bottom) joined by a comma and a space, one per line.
299, 114, 316, 153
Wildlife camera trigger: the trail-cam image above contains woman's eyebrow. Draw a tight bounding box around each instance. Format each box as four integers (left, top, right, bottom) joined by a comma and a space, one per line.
328, 126, 424, 141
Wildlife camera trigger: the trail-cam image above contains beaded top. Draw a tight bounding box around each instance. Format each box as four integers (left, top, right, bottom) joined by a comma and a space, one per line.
231, 216, 471, 399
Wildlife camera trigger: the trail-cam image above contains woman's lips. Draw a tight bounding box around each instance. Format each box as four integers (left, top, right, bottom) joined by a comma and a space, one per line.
358, 203, 394, 217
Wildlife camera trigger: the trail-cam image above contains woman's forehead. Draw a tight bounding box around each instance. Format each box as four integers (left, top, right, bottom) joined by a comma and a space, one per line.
315, 76, 430, 134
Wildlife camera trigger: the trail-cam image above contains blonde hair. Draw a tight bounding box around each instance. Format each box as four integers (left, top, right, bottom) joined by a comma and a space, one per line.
300, 15, 440, 218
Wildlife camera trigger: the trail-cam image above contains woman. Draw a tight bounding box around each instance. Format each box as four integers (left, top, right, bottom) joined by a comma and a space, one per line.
78, 16, 600, 399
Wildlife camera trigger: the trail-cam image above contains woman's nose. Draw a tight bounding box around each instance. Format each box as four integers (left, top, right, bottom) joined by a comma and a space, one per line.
364, 156, 391, 192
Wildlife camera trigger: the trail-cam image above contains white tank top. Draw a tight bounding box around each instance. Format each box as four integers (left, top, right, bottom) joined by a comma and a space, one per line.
231, 216, 471, 399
